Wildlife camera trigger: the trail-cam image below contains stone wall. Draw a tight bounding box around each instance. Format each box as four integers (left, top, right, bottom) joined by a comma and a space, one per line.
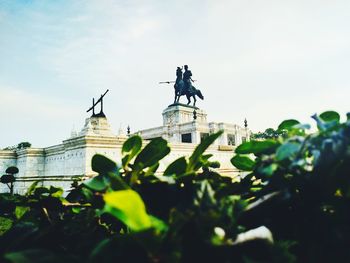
138, 104, 251, 145
0, 113, 246, 194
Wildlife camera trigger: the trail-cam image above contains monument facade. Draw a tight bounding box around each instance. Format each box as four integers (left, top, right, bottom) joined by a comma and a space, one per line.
137, 103, 249, 146
0, 67, 251, 194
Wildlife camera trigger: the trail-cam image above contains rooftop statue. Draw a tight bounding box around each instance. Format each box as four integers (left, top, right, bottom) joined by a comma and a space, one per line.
160, 65, 204, 107
174, 65, 204, 107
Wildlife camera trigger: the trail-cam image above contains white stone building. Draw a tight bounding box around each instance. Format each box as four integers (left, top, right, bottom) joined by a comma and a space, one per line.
137, 103, 249, 146
0, 103, 250, 194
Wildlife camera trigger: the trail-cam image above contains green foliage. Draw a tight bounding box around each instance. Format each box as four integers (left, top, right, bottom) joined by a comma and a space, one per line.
3, 142, 31, 150
134, 137, 170, 169
251, 128, 285, 140
122, 135, 142, 168
104, 190, 156, 231
164, 157, 187, 176
235, 140, 279, 154
1, 111, 349, 263
1, 166, 19, 195
0, 217, 12, 235
231, 155, 256, 171
319, 110, 340, 123
275, 142, 301, 161
92, 154, 117, 174
277, 119, 300, 131
188, 131, 223, 171
17, 142, 32, 149
231, 110, 350, 263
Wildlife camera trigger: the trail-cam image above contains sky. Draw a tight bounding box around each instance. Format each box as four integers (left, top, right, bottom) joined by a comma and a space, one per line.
0, 0, 349, 148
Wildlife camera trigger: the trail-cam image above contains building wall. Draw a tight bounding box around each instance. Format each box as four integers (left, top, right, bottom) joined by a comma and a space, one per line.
0, 109, 248, 194
0, 151, 17, 193
0, 151, 17, 175
0, 138, 240, 194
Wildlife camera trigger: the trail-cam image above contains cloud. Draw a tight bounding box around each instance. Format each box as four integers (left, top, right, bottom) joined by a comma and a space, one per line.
0, 0, 349, 145
32, 1, 163, 93
0, 85, 82, 148
0, 85, 80, 118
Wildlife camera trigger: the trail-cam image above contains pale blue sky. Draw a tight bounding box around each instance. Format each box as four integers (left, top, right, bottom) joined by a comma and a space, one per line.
0, 0, 349, 148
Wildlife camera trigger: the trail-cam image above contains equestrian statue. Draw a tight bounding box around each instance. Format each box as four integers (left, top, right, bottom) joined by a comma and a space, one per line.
160, 65, 204, 107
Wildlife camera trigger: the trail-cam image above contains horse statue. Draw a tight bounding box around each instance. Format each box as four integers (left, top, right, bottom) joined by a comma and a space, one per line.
174, 80, 204, 107
173, 66, 204, 107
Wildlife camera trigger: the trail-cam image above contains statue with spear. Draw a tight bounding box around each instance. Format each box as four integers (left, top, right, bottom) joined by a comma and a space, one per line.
159, 65, 204, 107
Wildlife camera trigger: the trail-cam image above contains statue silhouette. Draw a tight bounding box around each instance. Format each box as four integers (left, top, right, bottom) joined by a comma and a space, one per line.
173, 65, 204, 107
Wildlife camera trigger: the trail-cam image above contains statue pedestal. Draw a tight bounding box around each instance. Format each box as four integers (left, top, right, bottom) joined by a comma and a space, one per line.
162, 104, 207, 126
79, 116, 115, 137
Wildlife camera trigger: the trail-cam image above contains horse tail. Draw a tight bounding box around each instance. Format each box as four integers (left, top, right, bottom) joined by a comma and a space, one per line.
196, 89, 204, 100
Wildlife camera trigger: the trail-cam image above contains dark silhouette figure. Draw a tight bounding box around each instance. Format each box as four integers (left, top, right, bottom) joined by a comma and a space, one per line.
174, 65, 204, 106
176, 67, 183, 83
174, 67, 183, 102
183, 65, 194, 94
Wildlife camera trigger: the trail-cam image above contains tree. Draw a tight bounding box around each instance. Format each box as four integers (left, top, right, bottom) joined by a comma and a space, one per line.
3, 142, 31, 150
1, 166, 19, 194
17, 142, 31, 149
251, 127, 285, 140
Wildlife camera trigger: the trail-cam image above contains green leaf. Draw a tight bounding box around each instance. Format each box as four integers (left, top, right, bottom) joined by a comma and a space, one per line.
83, 176, 108, 191
4, 249, 60, 263
194, 180, 216, 207
144, 163, 160, 177
81, 187, 94, 200
164, 157, 187, 176
134, 138, 170, 169
15, 206, 30, 219
231, 155, 256, 171
25, 181, 42, 196
235, 140, 279, 155
208, 161, 220, 168
122, 136, 142, 167
49, 186, 63, 198
319, 111, 340, 123
278, 119, 300, 131
311, 114, 326, 131
188, 131, 223, 170
122, 135, 142, 155
293, 123, 311, 130
106, 171, 128, 191
92, 154, 117, 174
276, 142, 301, 161
259, 163, 278, 177
149, 215, 168, 232
0, 216, 13, 235
104, 190, 152, 231
33, 187, 50, 197
71, 207, 81, 214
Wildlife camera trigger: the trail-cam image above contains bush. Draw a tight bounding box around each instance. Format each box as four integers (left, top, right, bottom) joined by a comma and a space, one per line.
0, 111, 349, 263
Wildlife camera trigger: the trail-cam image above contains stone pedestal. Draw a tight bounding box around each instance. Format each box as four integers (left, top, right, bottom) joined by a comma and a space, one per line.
163, 103, 207, 125
79, 116, 115, 137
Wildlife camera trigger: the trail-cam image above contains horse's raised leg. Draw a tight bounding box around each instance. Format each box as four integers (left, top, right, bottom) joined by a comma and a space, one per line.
177, 93, 181, 103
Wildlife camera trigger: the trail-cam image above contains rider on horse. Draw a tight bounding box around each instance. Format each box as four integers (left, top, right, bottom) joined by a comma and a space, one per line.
183, 65, 195, 94
173, 65, 203, 106
175, 67, 183, 94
